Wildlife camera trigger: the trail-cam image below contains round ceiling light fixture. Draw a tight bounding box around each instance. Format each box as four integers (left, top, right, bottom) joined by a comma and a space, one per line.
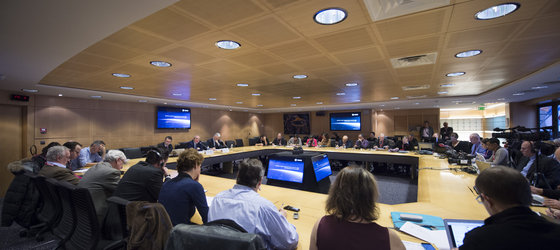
314, 8, 347, 25
475, 3, 520, 20
216, 40, 241, 50
455, 50, 482, 58
150, 61, 172, 67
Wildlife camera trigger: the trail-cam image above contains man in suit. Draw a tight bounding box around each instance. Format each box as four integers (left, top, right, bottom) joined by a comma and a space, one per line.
38, 145, 79, 185
375, 133, 395, 149
186, 135, 208, 151
272, 133, 287, 146
338, 135, 352, 149
63, 141, 82, 170
78, 150, 127, 225
396, 134, 418, 151
515, 141, 560, 189
207, 133, 226, 149
440, 122, 453, 141
113, 147, 170, 202
157, 136, 173, 153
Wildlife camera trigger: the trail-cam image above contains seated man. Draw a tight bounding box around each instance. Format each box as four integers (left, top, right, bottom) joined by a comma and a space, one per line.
272, 133, 287, 146
157, 136, 173, 153
287, 135, 302, 146
78, 140, 106, 168
367, 131, 377, 144
515, 141, 560, 189
63, 141, 82, 171
113, 148, 170, 202
38, 145, 79, 185
532, 147, 560, 199
255, 135, 270, 146
78, 150, 127, 224
186, 135, 208, 151
208, 159, 298, 250
159, 148, 208, 226
207, 133, 226, 149
338, 135, 352, 149
374, 133, 395, 149
353, 134, 369, 149
32, 142, 61, 170
485, 138, 509, 168
461, 166, 560, 249
396, 136, 414, 151
469, 133, 486, 156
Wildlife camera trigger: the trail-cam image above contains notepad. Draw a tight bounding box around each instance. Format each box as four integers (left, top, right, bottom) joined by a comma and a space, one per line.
400, 222, 450, 250
391, 212, 445, 230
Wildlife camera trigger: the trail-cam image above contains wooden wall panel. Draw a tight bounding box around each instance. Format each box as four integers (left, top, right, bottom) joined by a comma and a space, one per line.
373, 108, 440, 137
0, 104, 24, 197
509, 101, 537, 128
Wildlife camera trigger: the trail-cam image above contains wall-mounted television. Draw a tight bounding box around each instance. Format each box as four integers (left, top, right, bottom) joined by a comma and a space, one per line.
156, 107, 191, 129
311, 154, 332, 182
267, 158, 305, 183
330, 112, 361, 131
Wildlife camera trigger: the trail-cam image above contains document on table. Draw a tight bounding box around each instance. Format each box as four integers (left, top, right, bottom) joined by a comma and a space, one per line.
206, 196, 214, 207
402, 241, 424, 250
400, 222, 450, 250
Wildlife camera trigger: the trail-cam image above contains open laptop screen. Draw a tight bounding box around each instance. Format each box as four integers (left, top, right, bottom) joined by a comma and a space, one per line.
444, 219, 484, 248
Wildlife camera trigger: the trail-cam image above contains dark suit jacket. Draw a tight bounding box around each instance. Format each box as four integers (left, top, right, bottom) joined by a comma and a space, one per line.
272, 138, 287, 146
515, 155, 560, 189
113, 161, 164, 202
396, 140, 416, 151
38, 164, 79, 185
375, 138, 395, 148
186, 140, 208, 151
440, 127, 453, 140
157, 142, 173, 153
206, 139, 226, 149
448, 141, 471, 154
338, 139, 353, 148
420, 126, 434, 141
78, 162, 121, 224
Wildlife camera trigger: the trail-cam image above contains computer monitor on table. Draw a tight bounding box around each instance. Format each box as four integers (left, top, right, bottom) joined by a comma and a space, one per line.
444, 219, 483, 248
311, 154, 332, 182
267, 158, 305, 183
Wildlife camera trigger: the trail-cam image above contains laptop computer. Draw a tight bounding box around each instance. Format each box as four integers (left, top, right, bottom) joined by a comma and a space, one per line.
444, 219, 484, 248
475, 160, 491, 172
418, 142, 433, 150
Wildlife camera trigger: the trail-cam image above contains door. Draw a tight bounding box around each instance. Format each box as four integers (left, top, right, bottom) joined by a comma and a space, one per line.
0, 105, 23, 197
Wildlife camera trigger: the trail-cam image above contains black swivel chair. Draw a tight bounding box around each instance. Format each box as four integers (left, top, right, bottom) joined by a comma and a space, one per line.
121, 147, 143, 159
51, 179, 77, 247
104, 196, 131, 249
248, 138, 258, 146
225, 140, 235, 148
26, 172, 61, 242
235, 139, 244, 147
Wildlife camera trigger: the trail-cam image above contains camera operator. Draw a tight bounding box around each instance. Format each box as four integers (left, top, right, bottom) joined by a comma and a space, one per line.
514, 141, 560, 189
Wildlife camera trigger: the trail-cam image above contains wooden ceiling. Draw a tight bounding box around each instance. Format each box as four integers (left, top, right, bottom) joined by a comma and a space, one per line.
40, 0, 560, 109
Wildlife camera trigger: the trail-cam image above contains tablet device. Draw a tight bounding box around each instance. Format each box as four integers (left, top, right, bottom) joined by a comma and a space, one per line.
444, 219, 483, 248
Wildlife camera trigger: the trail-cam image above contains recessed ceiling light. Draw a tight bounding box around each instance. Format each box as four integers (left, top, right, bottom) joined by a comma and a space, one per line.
112, 73, 130, 78
150, 61, 172, 67
440, 83, 455, 87
455, 50, 482, 58
316, 102, 323, 104
314, 8, 347, 25
475, 3, 520, 20
21, 88, 38, 93
257, 104, 263, 107
138, 100, 147, 103
90, 95, 102, 98
390, 97, 399, 100
414, 102, 420, 105
236, 83, 249, 87
58, 94, 63, 97
446, 72, 465, 77
172, 93, 182, 96
252, 93, 261, 96
209, 98, 217, 101
497, 98, 506, 101
120, 86, 134, 90
236, 102, 243, 104
293, 96, 301, 99
293, 74, 308, 79
345, 82, 358, 87
512, 92, 525, 96
216, 40, 241, 50
336, 93, 346, 96
291, 104, 297, 107
163, 102, 168, 105
531, 86, 548, 90
438, 91, 448, 94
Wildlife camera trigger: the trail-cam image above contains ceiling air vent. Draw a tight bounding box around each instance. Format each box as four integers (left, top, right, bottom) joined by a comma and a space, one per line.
402, 85, 429, 91
391, 52, 437, 68
363, 0, 450, 21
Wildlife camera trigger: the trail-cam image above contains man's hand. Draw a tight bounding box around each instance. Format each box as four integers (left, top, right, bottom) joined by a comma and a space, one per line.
531, 186, 543, 195
279, 207, 287, 218
543, 198, 560, 210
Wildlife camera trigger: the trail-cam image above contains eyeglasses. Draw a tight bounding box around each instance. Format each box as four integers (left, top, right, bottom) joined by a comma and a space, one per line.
473, 186, 483, 204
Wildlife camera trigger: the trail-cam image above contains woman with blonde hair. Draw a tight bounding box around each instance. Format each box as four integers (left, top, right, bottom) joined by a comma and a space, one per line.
310, 166, 405, 250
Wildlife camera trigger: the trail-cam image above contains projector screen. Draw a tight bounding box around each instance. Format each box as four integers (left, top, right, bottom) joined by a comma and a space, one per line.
330, 112, 361, 131
156, 107, 191, 129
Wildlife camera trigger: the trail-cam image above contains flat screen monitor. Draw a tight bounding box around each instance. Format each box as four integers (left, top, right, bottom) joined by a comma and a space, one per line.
330, 112, 361, 131
444, 219, 483, 248
267, 158, 305, 183
156, 107, 191, 129
311, 154, 332, 182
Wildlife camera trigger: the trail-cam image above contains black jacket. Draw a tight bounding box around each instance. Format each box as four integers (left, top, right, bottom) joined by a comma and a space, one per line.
113, 161, 165, 203
515, 155, 560, 189
461, 206, 560, 250
186, 140, 208, 151
1, 159, 40, 228
157, 142, 173, 153
206, 139, 226, 149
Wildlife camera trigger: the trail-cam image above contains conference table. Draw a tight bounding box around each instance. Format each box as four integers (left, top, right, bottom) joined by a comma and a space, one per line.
118, 146, 546, 249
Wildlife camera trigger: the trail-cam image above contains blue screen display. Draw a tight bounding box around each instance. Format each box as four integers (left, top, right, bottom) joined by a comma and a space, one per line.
157, 107, 191, 129
312, 154, 332, 182
330, 112, 361, 131
267, 158, 304, 183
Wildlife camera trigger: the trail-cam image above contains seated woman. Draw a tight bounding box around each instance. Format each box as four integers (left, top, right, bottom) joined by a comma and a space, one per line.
255, 135, 270, 146
310, 166, 405, 250
319, 133, 330, 147
445, 132, 471, 153
306, 135, 318, 147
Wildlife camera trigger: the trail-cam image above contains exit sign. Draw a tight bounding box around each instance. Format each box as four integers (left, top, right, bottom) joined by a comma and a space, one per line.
478, 106, 485, 110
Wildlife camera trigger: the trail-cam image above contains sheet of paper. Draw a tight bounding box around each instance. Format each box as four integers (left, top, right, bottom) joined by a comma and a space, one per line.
400, 222, 450, 250
206, 196, 214, 207
402, 240, 424, 250
74, 169, 89, 173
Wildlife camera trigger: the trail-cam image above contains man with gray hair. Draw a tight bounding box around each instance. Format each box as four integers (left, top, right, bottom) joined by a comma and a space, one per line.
79, 150, 127, 225
469, 133, 486, 155
209, 159, 298, 250
79, 140, 106, 168
207, 132, 226, 149
38, 145, 79, 185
